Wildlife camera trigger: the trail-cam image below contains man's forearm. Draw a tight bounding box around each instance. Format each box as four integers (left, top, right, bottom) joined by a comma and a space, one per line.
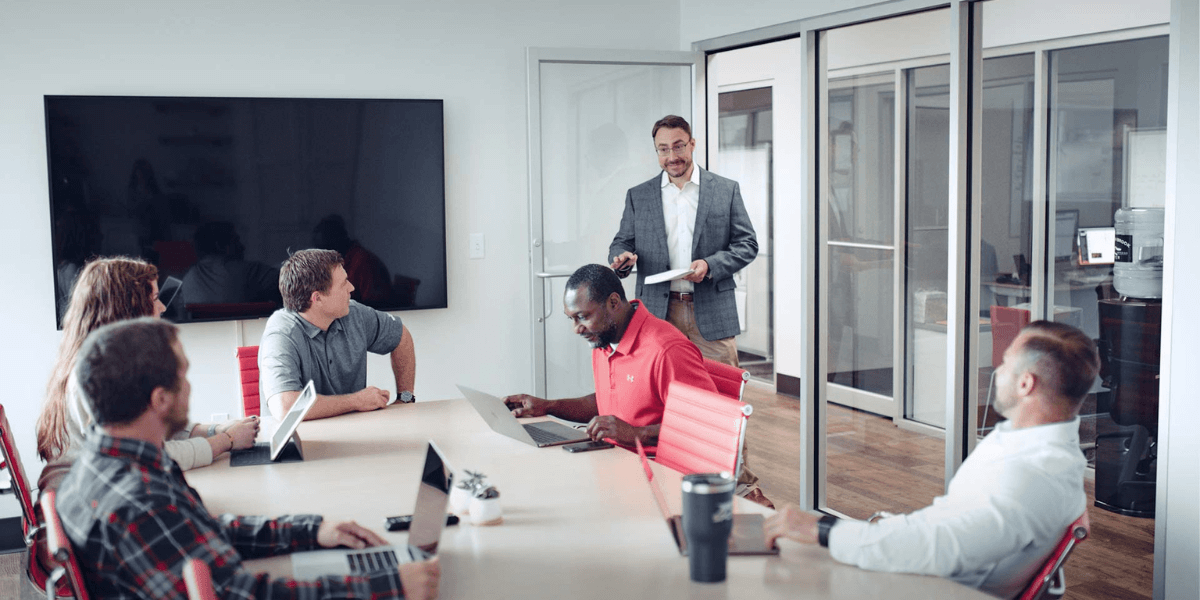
545, 394, 600, 423
270, 391, 359, 420
636, 423, 661, 446
391, 325, 415, 392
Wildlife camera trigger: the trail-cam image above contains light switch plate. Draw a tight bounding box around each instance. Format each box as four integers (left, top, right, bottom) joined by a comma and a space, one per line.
469, 233, 485, 259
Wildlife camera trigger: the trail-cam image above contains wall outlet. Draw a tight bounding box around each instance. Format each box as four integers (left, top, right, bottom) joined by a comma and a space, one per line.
211, 413, 230, 423
469, 233, 485, 259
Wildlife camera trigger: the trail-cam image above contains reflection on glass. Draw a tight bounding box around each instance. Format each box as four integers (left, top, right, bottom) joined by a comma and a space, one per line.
538, 62, 689, 398
978, 54, 1035, 433
904, 64, 950, 429
718, 88, 773, 375
822, 7, 950, 521
828, 75, 895, 397
1047, 36, 1168, 488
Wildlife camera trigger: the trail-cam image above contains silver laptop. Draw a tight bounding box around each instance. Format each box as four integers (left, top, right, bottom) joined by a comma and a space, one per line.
635, 441, 778, 556
457, 385, 590, 447
229, 380, 317, 467
291, 441, 453, 577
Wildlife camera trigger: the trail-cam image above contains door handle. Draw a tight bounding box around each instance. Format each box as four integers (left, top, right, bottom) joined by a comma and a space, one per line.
535, 272, 573, 279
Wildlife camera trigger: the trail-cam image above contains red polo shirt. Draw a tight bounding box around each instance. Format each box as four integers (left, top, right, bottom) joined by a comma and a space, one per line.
592, 301, 717, 436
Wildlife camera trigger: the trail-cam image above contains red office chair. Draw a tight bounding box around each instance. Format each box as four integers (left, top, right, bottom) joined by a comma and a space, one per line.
236, 346, 261, 417
40, 490, 92, 600
0, 405, 72, 598
183, 558, 219, 600
655, 382, 752, 480
1018, 513, 1089, 600
702, 358, 750, 401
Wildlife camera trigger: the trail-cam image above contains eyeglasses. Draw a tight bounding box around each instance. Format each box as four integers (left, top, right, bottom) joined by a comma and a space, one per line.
656, 140, 692, 156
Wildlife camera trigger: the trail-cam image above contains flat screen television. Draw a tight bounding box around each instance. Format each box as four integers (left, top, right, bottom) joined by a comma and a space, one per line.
45, 95, 446, 327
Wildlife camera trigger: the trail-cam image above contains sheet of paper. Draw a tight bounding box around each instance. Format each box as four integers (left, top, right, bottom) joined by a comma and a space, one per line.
644, 268, 695, 285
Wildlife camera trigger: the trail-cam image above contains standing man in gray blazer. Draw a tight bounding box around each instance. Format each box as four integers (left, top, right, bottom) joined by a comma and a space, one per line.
609, 115, 758, 367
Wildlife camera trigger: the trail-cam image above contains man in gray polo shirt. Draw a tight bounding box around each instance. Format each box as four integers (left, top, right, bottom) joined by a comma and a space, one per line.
258, 249, 416, 420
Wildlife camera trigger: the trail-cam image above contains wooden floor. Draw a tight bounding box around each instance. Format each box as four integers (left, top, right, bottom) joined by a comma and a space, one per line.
741, 381, 1155, 600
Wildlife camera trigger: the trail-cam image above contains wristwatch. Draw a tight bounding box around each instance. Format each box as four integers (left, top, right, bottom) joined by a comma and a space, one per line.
817, 515, 840, 548
398, 391, 416, 404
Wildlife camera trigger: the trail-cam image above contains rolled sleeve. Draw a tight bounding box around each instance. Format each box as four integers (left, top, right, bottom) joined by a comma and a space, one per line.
258, 329, 305, 403
347, 301, 405, 355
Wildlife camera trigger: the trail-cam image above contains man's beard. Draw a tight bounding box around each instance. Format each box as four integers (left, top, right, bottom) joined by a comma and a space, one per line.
588, 323, 619, 349
165, 403, 189, 437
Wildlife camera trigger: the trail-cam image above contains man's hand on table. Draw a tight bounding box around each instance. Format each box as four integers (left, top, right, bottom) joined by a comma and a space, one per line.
352, 386, 390, 412
222, 417, 259, 450
316, 520, 388, 549
586, 415, 639, 445
399, 557, 440, 600
503, 394, 550, 418
763, 505, 822, 547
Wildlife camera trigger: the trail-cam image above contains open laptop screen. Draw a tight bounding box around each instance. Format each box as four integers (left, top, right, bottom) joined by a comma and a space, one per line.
270, 381, 316, 460
408, 441, 453, 554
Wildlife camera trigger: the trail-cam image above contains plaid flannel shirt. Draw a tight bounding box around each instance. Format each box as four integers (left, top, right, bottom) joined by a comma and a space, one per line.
56, 430, 406, 600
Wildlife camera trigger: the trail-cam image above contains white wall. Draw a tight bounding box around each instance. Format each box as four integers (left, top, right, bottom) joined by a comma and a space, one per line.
0, 0, 681, 483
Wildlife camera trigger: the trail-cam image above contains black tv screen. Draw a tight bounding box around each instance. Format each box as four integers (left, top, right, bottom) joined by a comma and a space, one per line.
45, 95, 447, 327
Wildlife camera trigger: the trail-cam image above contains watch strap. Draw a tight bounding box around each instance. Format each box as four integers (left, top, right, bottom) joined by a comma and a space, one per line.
817, 515, 839, 548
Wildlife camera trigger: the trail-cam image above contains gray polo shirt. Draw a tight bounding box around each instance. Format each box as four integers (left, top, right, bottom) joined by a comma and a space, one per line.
258, 300, 405, 408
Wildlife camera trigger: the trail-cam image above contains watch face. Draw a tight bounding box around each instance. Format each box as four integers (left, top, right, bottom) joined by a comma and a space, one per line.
400, 391, 415, 403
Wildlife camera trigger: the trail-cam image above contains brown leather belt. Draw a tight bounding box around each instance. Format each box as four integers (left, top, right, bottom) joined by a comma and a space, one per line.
669, 291, 693, 302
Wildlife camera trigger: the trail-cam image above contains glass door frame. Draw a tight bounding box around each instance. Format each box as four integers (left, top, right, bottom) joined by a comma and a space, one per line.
696, 1, 1194, 597
525, 48, 705, 397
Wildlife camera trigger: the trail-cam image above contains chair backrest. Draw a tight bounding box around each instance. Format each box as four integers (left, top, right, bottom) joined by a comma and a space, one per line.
990, 305, 1031, 367
182, 559, 219, 600
236, 346, 261, 417
40, 490, 92, 600
1018, 513, 1089, 600
655, 381, 751, 479
0, 404, 38, 536
702, 358, 750, 401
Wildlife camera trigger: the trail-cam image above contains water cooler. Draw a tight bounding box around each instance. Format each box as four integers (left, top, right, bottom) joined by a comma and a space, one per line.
1094, 207, 1163, 518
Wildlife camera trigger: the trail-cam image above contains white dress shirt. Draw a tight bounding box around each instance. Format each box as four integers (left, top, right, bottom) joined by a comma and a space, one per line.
660, 166, 701, 293
828, 418, 1087, 599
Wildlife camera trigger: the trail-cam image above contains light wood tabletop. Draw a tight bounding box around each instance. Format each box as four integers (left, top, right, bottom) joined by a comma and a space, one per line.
185, 399, 992, 600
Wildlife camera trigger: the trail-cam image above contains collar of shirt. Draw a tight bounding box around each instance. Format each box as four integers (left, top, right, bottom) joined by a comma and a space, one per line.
83, 428, 173, 474
990, 416, 1081, 448
660, 165, 702, 190
293, 309, 344, 339
605, 301, 649, 358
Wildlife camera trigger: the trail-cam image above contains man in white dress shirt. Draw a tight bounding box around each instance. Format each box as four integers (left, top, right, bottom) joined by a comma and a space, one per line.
765, 320, 1098, 599
608, 115, 757, 367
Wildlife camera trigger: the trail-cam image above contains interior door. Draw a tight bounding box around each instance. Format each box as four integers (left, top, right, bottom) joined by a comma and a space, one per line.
527, 49, 704, 399
706, 38, 805, 385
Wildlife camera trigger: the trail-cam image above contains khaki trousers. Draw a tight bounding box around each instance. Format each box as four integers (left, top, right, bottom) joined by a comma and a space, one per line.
665, 297, 762, 493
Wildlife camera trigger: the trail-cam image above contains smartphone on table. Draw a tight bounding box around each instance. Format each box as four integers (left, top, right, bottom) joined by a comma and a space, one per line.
563, 440, 614, 453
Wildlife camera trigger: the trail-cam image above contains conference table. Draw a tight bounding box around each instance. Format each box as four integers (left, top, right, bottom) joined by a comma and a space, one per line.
186, 399, 991, 600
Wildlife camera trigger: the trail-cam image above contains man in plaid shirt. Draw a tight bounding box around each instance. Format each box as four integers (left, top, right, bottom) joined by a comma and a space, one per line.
55, 317, 440, 600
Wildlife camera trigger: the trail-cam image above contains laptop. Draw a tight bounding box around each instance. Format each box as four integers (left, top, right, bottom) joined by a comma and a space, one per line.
457, 385, 590, 447
229, 380, 317, 467
635, 440, 778, 556
291, 441, 453, 577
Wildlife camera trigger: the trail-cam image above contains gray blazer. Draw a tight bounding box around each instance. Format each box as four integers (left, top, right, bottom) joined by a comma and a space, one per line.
608, 168, 758, 341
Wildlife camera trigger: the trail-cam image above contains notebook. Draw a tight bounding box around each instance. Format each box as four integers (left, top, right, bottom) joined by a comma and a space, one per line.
635, 440, 778, 556
229, 380, 316, 467
291, 440, 453, 577
457, 384, 589, 447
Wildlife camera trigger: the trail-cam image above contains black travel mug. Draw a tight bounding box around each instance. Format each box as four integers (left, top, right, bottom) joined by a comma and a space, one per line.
681, 472, 735, 583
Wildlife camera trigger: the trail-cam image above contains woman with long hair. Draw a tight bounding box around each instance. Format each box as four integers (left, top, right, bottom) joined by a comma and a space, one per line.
36, 256, 258, 491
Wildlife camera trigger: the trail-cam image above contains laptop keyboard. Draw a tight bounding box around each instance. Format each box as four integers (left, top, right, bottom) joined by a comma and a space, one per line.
523, 423, 573, 445
346, 549, 400, 574
230, 443, 270, 464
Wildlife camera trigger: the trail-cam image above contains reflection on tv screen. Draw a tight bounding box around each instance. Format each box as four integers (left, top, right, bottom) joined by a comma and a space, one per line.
46, 95, 447, 328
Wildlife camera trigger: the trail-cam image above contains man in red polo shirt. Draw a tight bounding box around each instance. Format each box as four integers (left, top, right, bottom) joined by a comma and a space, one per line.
504, 264, 713, 446
503, 264, 773, 508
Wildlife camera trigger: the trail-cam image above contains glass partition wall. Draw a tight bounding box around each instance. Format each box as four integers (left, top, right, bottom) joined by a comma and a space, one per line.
817, 3, 1168, 530
820, 9, 951, 519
